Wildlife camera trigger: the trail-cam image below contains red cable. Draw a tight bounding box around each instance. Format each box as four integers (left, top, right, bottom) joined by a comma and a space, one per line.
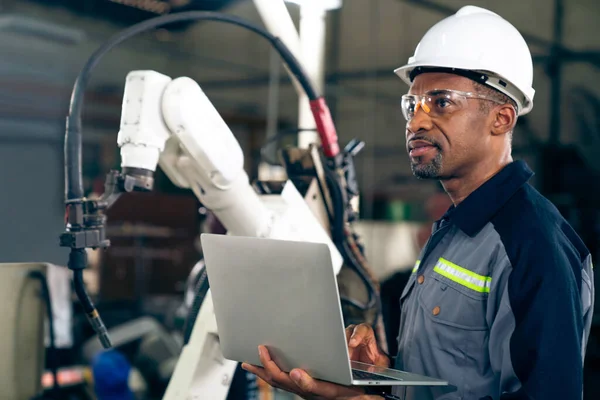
309, 97, 340, 158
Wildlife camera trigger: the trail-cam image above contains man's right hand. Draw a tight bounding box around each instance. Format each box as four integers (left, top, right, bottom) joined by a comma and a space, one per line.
345, 324, 390, 368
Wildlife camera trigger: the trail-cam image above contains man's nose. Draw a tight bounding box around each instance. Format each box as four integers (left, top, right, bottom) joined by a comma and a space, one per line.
406, 103, 434, 135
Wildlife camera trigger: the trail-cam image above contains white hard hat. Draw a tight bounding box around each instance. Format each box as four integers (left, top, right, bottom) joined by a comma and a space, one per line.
394, 5, 535, 116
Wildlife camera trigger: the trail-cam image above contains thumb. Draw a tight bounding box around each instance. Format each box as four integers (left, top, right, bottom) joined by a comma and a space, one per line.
348, 327, 366, 348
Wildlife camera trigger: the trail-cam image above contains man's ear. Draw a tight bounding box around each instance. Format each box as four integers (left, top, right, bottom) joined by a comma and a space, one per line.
491, 104, 517, 136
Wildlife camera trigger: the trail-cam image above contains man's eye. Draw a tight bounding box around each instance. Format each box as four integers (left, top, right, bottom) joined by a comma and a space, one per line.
435, 98, 453, 108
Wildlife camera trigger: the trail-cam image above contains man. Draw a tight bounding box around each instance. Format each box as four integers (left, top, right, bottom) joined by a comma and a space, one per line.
243, 5, 595, 399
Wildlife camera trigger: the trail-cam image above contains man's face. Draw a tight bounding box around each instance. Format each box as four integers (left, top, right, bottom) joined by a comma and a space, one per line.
405, 73, 491, 180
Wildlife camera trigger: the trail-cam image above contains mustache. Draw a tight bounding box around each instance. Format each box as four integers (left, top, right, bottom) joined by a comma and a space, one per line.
408, 135, 442, 149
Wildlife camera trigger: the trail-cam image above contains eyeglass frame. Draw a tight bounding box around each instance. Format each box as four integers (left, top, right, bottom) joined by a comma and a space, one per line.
400, 88, 509, 122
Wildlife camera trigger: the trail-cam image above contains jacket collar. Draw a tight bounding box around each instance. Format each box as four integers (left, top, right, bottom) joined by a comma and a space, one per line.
442, 160, 534, 237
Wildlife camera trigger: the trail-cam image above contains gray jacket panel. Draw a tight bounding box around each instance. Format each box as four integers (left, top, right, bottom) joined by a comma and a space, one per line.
391, 161, 594, 400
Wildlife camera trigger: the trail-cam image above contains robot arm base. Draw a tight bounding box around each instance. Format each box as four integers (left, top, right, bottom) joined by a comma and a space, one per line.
162, 291, 237, 400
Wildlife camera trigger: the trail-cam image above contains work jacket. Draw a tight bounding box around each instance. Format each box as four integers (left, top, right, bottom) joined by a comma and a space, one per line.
392, 160, 595, 400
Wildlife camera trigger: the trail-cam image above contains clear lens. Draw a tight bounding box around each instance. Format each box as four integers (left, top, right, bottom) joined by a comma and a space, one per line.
428, 92, 465, 115
401, 90, 470, 121
401, 95, 417, 121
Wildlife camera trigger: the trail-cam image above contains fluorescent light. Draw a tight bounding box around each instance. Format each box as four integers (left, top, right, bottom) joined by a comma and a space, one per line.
285, 0, 343, 11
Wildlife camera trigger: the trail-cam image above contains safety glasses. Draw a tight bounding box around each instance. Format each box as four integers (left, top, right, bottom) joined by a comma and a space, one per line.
401, 89, 504, 121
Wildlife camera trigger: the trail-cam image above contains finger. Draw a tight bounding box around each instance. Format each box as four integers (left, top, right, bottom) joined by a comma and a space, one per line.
349, 324, 371, 347
242, 363, 270, 382
242, 362, 294, 393
345, 324, 356, 343
257, 345, 300, 390
346, 325, 358, 360
289, 368, 364, 398
258, 345, 280, 379
350, 324, 380, 360
366, 338, 382, 362
363, 334, 387, 366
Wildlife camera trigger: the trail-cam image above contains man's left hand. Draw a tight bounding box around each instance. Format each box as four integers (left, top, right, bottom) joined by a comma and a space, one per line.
241, 345, 366, 399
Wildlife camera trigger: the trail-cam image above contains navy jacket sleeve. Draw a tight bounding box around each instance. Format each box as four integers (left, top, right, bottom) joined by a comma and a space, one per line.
497, 230, 585, 400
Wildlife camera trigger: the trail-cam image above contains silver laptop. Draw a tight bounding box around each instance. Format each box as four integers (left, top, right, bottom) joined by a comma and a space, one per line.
200, 233, 448, 387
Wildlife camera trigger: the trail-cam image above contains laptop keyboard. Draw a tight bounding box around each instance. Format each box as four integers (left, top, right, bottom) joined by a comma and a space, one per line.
352, 369, 403, 381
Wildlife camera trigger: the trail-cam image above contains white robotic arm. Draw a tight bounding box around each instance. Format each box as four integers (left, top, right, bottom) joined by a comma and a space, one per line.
117, 69, 344, 399
117, 70, 273, 238
118, 70, 344, 267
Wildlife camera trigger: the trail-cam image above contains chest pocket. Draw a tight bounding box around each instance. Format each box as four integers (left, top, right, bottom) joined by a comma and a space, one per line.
418, 258, 489, 331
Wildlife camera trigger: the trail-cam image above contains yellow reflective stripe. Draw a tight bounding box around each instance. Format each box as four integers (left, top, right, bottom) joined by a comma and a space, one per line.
438, 258, 491, 284
412, 260, 420, 273
434, 258, 492, 293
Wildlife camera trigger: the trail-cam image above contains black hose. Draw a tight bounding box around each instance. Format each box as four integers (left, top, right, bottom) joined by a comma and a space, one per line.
270, 38, 317, 99
183, 268, 210, 345
323, 165, 378, 311
73, 269, 94, 314
73, 269, 112, 349
341, 240, 378, 310
65, 11, 318, 201
28, 271, 60, 396
322, 158, 383, 346
325, 167, 344, 244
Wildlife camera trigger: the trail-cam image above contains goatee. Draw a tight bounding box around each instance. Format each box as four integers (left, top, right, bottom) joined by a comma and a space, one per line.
411, 152, 443, 179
